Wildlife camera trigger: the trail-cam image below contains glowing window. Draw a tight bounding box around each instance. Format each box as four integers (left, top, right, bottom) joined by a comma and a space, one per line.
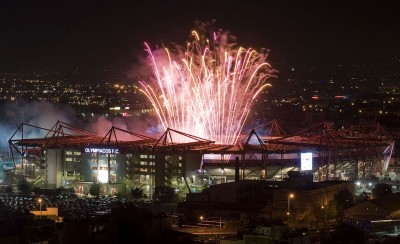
111, 174, 117, 182
98, 170, 108, 183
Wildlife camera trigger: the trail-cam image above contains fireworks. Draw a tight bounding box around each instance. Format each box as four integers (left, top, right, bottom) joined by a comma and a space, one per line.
139, 29, 274, 145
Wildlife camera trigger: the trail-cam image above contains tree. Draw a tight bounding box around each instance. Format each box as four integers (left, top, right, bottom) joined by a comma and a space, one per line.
153, 186, 177, 202
311, 200, 337, 226
90, 182, 101, 197
202, 183, 210, 192
325, 200, 337, 223
131, 188, 144, 199
17, 179, 32, 193
4, 185, 12, 193
56, 186, 64, 195
33, 187, 41, 195
372, 183, 392, 198
334, 188, 354, 220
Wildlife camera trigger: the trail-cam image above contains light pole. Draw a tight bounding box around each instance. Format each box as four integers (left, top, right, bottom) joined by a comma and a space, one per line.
287, 193, 294, 225
321, 205, 327, 225
38, 198, 42, 219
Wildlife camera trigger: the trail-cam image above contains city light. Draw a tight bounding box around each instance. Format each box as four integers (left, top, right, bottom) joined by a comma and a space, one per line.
38, 198, 42, 219
287, 193, 294, 223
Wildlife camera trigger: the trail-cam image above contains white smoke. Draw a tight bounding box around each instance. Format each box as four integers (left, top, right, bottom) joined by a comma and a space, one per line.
86, 115, 162, 141
0, 100, 77, 151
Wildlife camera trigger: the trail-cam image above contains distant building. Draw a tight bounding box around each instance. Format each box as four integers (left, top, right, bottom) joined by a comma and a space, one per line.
343, 193, 400, 235
181, 175, 354, 223
345, 192, 400, 220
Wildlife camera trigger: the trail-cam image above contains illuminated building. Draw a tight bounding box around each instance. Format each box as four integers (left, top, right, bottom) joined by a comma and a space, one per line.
8, 120, 395, 196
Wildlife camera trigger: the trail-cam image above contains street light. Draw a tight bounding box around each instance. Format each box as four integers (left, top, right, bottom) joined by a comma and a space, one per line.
38, 198, 42, 219
288, 193, 294, 224
321, 205, 327, 225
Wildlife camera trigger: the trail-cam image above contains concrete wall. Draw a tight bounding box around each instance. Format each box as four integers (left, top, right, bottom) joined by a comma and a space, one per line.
155, 153, 166, 187
46, 149, 63, 188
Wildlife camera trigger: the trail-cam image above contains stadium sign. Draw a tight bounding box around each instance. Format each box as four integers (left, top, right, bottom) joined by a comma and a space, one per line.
84, 147, 120, 154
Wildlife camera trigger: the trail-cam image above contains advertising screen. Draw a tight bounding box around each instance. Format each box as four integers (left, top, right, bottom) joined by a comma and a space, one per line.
300, 152, 313, 171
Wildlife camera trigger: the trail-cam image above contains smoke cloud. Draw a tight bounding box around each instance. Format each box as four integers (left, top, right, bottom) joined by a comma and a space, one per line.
0, 100, 77, 151
86, 115, 163, 141
0, 99, 166, 153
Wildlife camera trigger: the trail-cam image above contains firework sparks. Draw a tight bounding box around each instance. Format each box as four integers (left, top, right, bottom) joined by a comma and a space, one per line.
140, 29, 274, 145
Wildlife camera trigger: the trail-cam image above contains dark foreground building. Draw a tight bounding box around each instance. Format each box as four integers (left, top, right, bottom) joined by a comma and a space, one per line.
180, 174, 353, 223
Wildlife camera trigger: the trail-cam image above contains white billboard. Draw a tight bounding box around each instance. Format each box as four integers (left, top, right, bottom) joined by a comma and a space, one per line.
300, 152, 313, 171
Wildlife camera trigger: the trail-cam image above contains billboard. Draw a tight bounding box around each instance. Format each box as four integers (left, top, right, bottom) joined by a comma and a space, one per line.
300, 152, 313, 171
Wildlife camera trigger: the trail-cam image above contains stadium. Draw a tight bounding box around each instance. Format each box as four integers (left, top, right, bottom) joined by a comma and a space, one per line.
4, 119, 395, 197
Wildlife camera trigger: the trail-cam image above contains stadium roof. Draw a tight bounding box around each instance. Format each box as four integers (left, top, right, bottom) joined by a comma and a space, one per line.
9, 120, 394, 156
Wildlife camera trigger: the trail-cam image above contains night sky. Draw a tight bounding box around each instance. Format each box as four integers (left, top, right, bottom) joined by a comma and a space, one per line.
1, 0, 400, 73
